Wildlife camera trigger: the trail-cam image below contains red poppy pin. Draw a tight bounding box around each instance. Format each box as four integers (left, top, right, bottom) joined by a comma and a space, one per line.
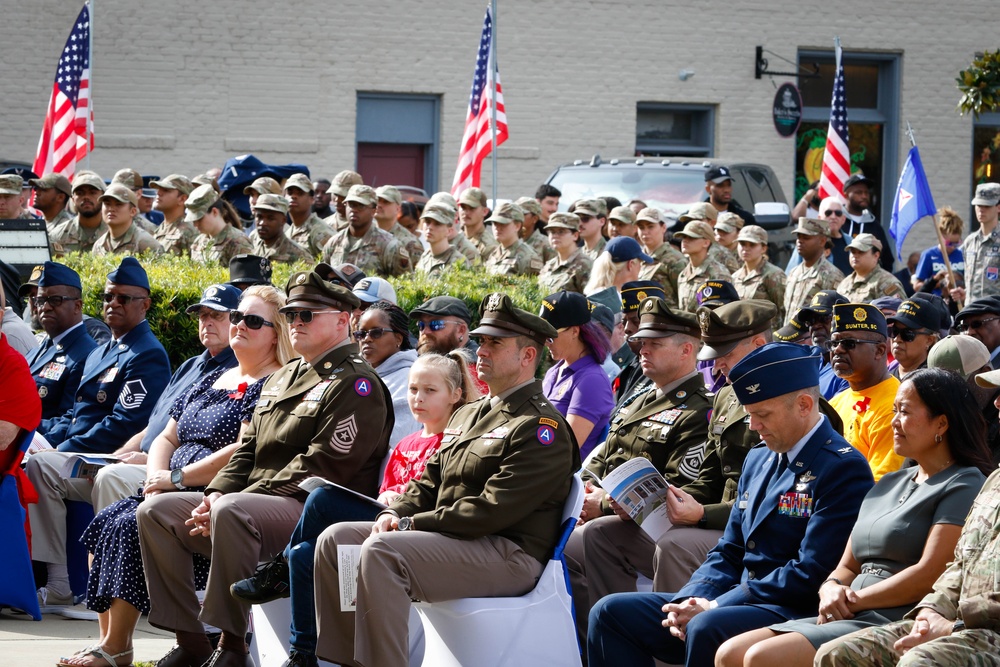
853, 397, 871, 414
229, 382, 248, 400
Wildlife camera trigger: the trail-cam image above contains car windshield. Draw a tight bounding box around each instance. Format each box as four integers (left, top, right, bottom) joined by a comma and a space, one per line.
549, 167, 707, 221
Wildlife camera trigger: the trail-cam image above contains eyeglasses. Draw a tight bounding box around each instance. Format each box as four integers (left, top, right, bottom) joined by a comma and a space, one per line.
102, 292, 147, 305
33, 296, 80, 308
821, 209, 845, 217
416, 319, 459, 332
283, 309, 341, 324
824, 338, 881, 352
352, 328, 394, 341
956, 316, 1000, 332
229, 310, 274, 330
888, 326, 930, 342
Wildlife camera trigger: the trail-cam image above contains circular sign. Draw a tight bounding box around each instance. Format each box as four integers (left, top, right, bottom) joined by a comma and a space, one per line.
772, 83, 803, 138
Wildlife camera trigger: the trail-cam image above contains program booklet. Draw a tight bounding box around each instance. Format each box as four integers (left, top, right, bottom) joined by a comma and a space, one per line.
60, 453, 120, 481
597, 457, 674, 541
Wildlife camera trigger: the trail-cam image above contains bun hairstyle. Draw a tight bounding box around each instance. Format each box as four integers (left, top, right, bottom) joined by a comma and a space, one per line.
936, 206, 964, 237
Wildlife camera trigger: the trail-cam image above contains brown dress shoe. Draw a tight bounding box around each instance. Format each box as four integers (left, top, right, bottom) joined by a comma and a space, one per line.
200, 647, 256, 667
154, 645, 212, 667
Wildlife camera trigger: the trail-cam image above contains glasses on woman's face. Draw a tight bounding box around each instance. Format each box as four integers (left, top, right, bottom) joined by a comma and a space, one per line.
822, 209, 845, 217
229, 310, 274, 330
33, 295, 80, 308
888, 326, 929, 342
282, 309, 341, 324
824, 338, 880, 352
416, 319, 458, 332
352, 328, 394, 342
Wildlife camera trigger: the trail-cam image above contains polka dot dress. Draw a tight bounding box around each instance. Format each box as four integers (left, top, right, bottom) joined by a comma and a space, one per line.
81, 367, 266, 614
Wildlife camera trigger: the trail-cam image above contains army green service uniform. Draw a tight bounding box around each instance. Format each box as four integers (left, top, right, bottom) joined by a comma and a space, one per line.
676, 258, 733, 312
467, 227, 498, 262
582, 236, 607, 262
732, 261, 788, 323
538, 249, 593, 294
639, 242, 687, 306
321, 223, 410, 276
484, 239, 543, 276
287, 212, 334, 258
153, 215, 199, 257
837, 267, 907, 303
49, 216, 107, 254
415, 246, 468, 276
250, 229, 313, 265
191, 224, 255, 266
388, 221, 425, 267
525, 228, 556, 264
92, 223, 164, 257
784, 259, 845, 325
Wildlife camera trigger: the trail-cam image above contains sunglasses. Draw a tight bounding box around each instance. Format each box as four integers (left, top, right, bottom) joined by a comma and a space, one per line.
352, 328, 394, 341
229, 310, 274, 330
102, 292, 147, 305
956, 316, 1000, 332
33, 295, 80, 308
822, 209, 845, 217
888, 326, 930, 342
283, 309, 341, 324
416, 319, 459, 332
825, 338, 880, 352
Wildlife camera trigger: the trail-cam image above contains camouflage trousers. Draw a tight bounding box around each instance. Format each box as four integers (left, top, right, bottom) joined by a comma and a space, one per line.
815, 619, 1000, 666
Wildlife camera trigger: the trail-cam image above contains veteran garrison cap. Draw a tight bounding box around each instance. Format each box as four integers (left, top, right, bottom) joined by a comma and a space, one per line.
471, 292, 558, 344
253, 193, 291, 216
608, 206, 637, 225
631, 298, 700, 339
695, 280, 739, 309
539, 291, 592, 330
832, 303, 888, 337
284, 173, 314, 194
729, 342, 822, 405
149, 174, 194, 195
72, 171, 106, 193
37, 261, 82, 292
185, 283, 241, 314
621, 281, 665, 313
410, 296, 472, 324
514, 197, 542, 217
282, 270, 360, 312
243, 176, 282, 196
228, 254, 273, 287
18, 265, 44, 297
29, 173, 73, 197
587, 286, 622, 315
330, 170, 363, 197
99, 183, 138, 207
0, 174, 23, 195
107, 256, 150, 291
696, 299, 777, 360
543, 212, 580, 232
678, 202, 718, 223
185, 183, 221, 222
345, 184, 377, 207
487, 202, 524, 225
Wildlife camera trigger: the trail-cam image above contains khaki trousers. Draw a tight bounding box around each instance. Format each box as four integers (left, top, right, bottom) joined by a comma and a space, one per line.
314, 521, 542, 667
137, 491, 302, 636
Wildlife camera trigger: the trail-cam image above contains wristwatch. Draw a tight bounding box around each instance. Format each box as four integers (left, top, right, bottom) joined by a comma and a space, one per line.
397, 516, 414, 531
170, 468, 187, 490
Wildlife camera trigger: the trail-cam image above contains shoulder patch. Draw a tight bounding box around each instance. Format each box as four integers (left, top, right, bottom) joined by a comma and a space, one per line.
536, 424, 556, 445
538, 417, 559, 429
354, 377, 372, 396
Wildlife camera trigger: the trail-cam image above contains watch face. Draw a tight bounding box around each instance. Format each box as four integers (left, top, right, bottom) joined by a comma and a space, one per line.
397, 516, 412, 531
171, 469, 183, 485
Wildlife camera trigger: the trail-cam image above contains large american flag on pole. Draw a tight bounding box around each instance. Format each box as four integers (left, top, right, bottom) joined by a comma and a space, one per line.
450, 5, 508, 196
818, 39, 849, 201
33, 3, 93, 179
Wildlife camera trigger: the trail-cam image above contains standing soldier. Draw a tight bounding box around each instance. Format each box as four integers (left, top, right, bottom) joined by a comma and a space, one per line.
28, 174, 74, 230
49, 172, 108, 254
284, 173, 333, 257
322, 185, 410, 276
713, 212, 743, 269
247, 193, 312, 266
324, 170, 364, 230
516, 197, 556, 264
784, 217, 845, 324
678, 203, 740, 273
674, 221, 733, 312
243, 176, 281, 209
608, 205, 639, 240
732, 225, 787, 323
575, 199, 608, 261
484, 203, 543, 276
415, 204, 468, 276
111, 168, 157, 233
636, 207, 686, 306
92, 184, 164, 257
375, 185, 424, 267
539, 212, 593, 294
187, 184, 256, 266
457, 187, 497, 261
149, 174, 198, 256
838, 233, 907, 303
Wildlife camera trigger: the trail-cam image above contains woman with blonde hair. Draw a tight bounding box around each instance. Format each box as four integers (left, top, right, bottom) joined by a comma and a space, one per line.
584, 237, 652, 296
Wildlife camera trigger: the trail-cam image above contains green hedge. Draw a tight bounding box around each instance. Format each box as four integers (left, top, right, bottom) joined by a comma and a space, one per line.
63, 254, 549, 371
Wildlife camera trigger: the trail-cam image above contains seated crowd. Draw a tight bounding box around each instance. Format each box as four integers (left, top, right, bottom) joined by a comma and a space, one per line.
0, 166, 999, 667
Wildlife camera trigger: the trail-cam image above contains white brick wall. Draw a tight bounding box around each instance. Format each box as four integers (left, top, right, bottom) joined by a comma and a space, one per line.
3, 0, 994, 257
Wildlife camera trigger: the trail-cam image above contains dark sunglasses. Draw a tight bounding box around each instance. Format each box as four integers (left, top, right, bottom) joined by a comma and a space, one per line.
417, 319, 458, 332
956, 316, 1000, 332
821, 209, 845, 217
352, 328, 394, 341
229, 310, 274, 330
33, 295, 80, 308
283, 309, 341, 324
888, 326, 930, 342
825, 338, 880, 352
102, 292, 147, 305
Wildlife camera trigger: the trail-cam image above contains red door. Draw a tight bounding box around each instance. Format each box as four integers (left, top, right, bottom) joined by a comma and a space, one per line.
357, 143, 426, 191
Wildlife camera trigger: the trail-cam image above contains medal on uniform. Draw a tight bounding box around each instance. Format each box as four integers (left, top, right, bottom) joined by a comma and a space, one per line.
41, 362, 66, 380
101, 366, 119, 383
38, 386, 48, 398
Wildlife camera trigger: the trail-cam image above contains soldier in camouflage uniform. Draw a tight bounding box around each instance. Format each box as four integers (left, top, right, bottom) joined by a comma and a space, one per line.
574, 198, 608, 261
952, 182, 1000, 304
375, 185, 424, 266
539, 212, 593, 294
636, 206, 686, 306
838, 233, 908, 303
323, 170, 364, 231
732, 225, 787, 322
607, 205, 638, 240
27, 174, 74, 230
678, 202, 741, 273
321, 185, 410, 276
713, 211, 744, 270
815, 465, 1000, 667
243, 176, 281, 208
282, 173, 333, 257
149, 174, 198, 256
426, 192, 476, 263
49, 172, 108, 254
674, 220, 733, 312
484, 202, 543, 276
0, 174, 28, 222
415, 204, 468, 276
92, 184, 164, 256
111, 168, 158, 233
785, 217, 846, 324
516, 196, 556, 264
244, 192, 311, 265
188, 184, 256, 265
457, 187, 497, 261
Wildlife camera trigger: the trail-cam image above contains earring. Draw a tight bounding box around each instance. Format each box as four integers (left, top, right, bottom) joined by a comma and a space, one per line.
934, 433, 943, 443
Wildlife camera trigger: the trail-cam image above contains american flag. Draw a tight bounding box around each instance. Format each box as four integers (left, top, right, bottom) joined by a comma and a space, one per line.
450, 5, 508, 196
33, 4, 94, 179
818, 40, 849, 201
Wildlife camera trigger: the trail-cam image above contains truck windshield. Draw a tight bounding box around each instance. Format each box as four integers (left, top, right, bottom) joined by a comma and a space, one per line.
548, 167, 707, 221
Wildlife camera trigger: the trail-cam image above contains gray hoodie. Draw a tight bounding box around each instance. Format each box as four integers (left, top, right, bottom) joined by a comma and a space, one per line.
375, 348, 420, 448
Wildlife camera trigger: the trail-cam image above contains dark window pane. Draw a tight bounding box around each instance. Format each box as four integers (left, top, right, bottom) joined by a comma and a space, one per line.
799, 62, 879, 109
637, 110, 694, 142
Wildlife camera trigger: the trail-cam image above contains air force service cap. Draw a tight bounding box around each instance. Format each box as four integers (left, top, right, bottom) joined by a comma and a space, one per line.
729, 342, 822, 405
107, 257, 150, 292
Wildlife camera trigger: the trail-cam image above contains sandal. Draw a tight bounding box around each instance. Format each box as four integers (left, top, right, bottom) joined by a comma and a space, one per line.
58, 644, 101, 661
55, 646, 133, 667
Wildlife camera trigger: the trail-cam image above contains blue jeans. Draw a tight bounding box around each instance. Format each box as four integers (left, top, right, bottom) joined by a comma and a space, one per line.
587, 592, 785, 667
286, 486, 380, 654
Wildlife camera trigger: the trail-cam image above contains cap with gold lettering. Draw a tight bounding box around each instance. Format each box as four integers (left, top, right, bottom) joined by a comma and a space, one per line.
470, 292, 558, 344
621, 281, 665, 312
630, 298, 700, 339
696, 300, 777, 360
832, 303, 888, 337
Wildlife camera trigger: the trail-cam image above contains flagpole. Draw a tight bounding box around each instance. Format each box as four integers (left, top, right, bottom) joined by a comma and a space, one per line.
86, 0, 93, 170
490, 0, 498, 206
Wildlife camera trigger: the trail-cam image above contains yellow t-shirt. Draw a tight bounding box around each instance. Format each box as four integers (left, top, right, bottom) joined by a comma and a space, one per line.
829, 376, 903, 481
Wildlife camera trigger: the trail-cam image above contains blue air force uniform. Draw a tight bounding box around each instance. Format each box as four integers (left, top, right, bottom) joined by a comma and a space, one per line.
30, 322, 97, 427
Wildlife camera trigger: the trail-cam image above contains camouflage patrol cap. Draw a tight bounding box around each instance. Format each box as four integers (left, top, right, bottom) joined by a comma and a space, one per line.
112, 168, 143, 190
470, 292, 558, 345
99, 183, 138, 207
282, 270, 361, 312
0, 174, 23, 195
631, 298, 700, 339
635, 207, 664, 225
376, 185, 402, 205
29, 173, 73, 197
544, 212, 580, 232
486, 202, 524, 225
832, 303, 888, 337
427, 191, 458, 211
192, 173, 220, 190
149, 174, 194, 195
345, 184, 377, 207
673, 220, 715, 241
972, 183, 1000, 207
420, 203, 456, 226
794, 217, 831, 237
736, 225, 768, 245
715, 212, 745, 234
253, 193, 291, 215
608, 206, 637, 225
72, 171, 106, 193
846, 232, 882, 253
243, 176, 281, 196
514, 197, 542, 217
593, 198, 609, 217
330, 170, 363, 197
284, 173, 314, 194
571, 198, 603, 217
678, 202, 718, 223
458, 187, 488, 208
696, 299, 777, 360
184, 184, 221, 222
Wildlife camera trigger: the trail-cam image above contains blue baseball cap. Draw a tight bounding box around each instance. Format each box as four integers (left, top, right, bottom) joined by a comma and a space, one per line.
620, 281, 665, 312
606, 237, 653, 264
185, 284, 242, 313
38, 261, 82, 291
107, 257, 150, 292
729, 342, 822, 405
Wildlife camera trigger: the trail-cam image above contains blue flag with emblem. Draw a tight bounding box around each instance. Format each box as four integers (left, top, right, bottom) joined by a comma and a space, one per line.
888, 146, 937, 259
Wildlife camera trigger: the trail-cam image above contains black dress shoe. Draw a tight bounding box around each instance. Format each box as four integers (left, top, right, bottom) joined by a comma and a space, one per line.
230, 553, 290, 603
155, 645, 212, 667
200, 647, 255, 667
281, 650, 319, 667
